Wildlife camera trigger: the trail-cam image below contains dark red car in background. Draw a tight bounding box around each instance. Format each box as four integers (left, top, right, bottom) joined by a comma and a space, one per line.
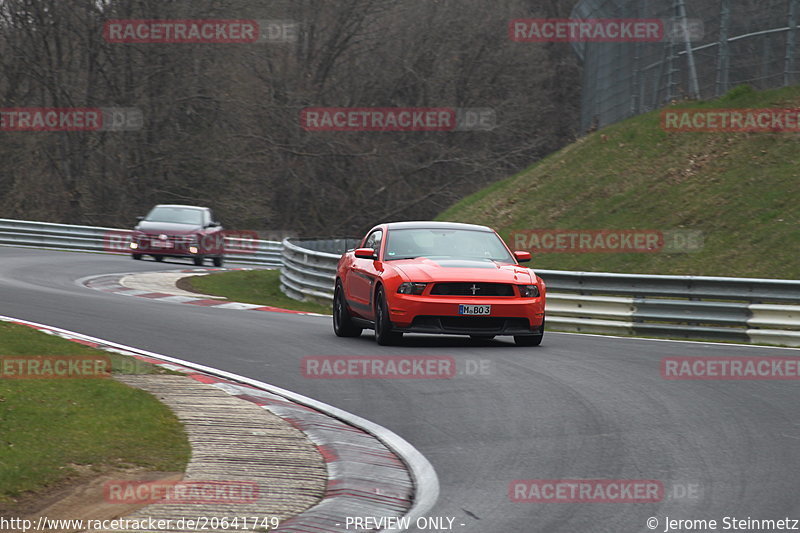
333, 221, 546, 346
129, 204, 225, 266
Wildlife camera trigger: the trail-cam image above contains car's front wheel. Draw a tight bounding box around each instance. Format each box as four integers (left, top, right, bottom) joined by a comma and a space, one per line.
333, 282, 362, 337
212, 256, 224, 267
374, 287, 402, 346
154, 255, 164, 262
514, 321, 544, 347
515, 335, 543, 346
131, 254, 142, 260
193, 257, 204, 266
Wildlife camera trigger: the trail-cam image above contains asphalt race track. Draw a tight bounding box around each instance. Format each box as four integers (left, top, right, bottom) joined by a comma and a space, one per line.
2, 246, 800, 533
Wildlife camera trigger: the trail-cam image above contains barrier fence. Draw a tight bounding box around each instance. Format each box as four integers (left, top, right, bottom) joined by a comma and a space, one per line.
0, 218, 282, 267
282, 238, 800, 347
573, 0, 800, 133
1, 219, 797, 347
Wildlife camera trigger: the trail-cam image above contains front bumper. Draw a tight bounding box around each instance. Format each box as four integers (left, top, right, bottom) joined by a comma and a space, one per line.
130, 237, 203, 257
131, 245, 200, 257
388, 294, 545, 336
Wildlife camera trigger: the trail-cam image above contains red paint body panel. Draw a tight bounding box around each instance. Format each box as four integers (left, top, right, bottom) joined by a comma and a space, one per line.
335, 222, 546, 337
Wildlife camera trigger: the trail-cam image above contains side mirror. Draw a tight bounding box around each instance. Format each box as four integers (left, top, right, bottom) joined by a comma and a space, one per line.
354, 247, 377, 259
207, 221, 220, 228
136, 216, 144, 221
514, 250, 532, 263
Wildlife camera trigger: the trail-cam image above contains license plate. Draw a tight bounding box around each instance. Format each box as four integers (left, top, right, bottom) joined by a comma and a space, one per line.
151, 240, 172, 249
459, 304, 491, 315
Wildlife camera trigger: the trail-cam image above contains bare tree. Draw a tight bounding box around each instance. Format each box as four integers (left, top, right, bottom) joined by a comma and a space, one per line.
0, 0, 582, 234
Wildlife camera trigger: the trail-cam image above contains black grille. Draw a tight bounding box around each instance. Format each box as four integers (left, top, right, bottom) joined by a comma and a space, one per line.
410, 316, 531, 334
144, 234, 191, 243
141, 234, 193, 249
430, 282, 514, 296
441, 317, 518, 330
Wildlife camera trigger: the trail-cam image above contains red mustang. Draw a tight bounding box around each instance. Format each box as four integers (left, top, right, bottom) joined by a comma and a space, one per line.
334, 221, 546, 346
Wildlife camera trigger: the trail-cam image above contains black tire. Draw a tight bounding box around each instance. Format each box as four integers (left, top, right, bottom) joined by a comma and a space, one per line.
333, 282, 362, 337
515, 321, 544, 347
153, 255, 164, 262
131, 254, 142, 260
514, 334, 543, 346
193, 257, 204, 266
213, 256, 224, 267
374, 287, 402, 346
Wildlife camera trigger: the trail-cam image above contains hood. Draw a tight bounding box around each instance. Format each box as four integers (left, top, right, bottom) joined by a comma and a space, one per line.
135, 220, 203, 234
392, 258, 534, 284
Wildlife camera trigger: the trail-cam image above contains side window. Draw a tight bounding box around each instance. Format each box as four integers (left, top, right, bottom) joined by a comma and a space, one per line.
364, 230, 383, 252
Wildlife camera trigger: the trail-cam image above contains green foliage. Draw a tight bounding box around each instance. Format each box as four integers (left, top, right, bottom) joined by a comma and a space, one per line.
439, 85, 800, 278
0, 323, 190, 504
184, 270, 332, 314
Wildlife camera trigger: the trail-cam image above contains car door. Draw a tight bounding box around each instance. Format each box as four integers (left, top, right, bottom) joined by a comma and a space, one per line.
346, 229, 383, 315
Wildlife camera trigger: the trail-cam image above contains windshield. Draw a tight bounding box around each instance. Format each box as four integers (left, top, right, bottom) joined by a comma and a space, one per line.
144, 206, 204, 226
384, 228, 515, 263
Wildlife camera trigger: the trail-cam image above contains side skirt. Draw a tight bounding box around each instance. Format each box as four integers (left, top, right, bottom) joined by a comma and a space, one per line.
352, 317, 376, 330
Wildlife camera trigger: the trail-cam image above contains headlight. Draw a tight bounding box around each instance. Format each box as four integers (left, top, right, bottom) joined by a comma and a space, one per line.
397, 282, 428, 295
518, 285, 540, 298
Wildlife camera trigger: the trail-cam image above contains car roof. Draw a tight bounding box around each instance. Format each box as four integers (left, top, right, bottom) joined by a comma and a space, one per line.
383, 221, 494, 232
152, 204, 208, 210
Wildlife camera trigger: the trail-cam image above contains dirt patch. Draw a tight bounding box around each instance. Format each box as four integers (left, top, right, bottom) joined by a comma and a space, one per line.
0, 468, 182, 532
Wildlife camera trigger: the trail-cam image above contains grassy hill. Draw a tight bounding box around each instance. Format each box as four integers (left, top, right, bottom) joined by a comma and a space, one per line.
438, 85, 800, 279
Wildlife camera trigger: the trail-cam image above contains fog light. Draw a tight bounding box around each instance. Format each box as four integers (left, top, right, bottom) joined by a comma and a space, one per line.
189, 246, 199, 254
130, 242, 139, 250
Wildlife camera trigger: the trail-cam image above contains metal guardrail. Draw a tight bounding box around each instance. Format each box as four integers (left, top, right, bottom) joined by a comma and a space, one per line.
280, 238, 356, 303
0, 218, 282, 267
1, 220, 798, 346
280, 238, 800, 347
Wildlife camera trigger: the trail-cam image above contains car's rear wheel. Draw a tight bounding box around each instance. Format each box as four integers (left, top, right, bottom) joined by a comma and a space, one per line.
131, 254, 142, 260
193, 257, 204, 266
374, 287, 402, 346
514, 321, 544, 346
154, 255, 164, 262
333, 282, 362, 337
213, 256, 224, 267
